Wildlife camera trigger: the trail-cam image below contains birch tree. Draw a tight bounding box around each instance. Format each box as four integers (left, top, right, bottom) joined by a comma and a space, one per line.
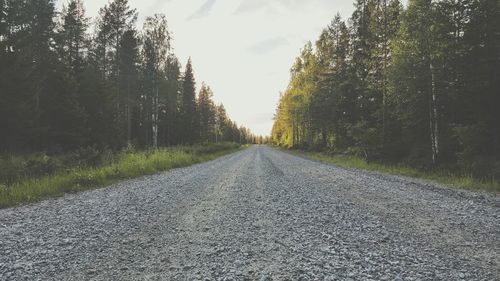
142, 14, 170, 148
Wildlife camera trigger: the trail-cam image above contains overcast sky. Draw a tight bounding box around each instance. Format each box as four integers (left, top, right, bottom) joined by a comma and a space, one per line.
57, 0, 366, 136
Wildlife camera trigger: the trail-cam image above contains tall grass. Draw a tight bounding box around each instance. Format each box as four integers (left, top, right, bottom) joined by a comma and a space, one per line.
0, 143, 241, 208
288, 150, 500, 193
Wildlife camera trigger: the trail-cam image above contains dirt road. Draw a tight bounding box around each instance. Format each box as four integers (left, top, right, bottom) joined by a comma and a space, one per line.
1, 145, 499, 280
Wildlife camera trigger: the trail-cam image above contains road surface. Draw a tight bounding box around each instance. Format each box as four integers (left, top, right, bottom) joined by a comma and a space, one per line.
0, 145, 499, 280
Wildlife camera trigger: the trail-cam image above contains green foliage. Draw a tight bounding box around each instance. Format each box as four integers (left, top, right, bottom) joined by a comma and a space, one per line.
273, 0, 500, 182
198, 83, 216, 142
0, 0, 257, 155
180, 58, 199, 144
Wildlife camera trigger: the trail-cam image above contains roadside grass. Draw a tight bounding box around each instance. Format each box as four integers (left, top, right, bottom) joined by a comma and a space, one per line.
0, 143, 242, 209
284, 149, 500, 193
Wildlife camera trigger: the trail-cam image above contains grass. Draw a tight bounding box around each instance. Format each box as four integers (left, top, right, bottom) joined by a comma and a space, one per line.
0, 143, 242, 209
284, 149, 500, 193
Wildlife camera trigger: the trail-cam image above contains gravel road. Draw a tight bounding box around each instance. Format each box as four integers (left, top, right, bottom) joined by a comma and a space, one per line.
1, 145, 499, 280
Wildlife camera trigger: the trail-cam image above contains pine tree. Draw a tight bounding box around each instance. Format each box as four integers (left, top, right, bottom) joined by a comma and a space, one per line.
56, 0, 88, 72
197, 83, 216, 142
96, 0, 137, 78
180, 58, 198, 144
389, 0, 442, 166
454, 0, 500, 177
119, 29, 140, 144
159, 55, 181, 146
78, 62, 118, 148
370, 0, 402, 153
0, 0, 56, 150
215, 104, 228, 142
94, 0, 138, 146
0, 0, 250, 155
311, 14, 351, 150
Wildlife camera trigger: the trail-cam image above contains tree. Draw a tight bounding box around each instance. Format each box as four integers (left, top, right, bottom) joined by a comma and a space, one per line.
215, 104, 229, 142
56, 0, 88, 72
119, 29, 140, 144
197, 83, 216, 142
0, 0, 55, 150
0, 0, 7, 51
0, 0, 92, 151
454, 0, 500, 177
369, 0, 402, 152
141, 14, 170, 148
94, 0, 138, 146
272, 42, 321, 148
96, 0, 137, 77
311, 14, 352, 150
180, 58, 198, 144
160, 55, 181, 146
141, 15, 169, 148
389, 0, 448, 166
0, 0, 250, 156
273, 0, 499, 179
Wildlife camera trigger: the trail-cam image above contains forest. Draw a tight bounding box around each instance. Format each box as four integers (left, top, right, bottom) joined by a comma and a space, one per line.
0, 0, 257, 154
272, 0, 500, 180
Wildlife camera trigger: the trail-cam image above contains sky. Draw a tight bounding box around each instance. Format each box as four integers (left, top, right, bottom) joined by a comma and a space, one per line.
57, 0, 363, 136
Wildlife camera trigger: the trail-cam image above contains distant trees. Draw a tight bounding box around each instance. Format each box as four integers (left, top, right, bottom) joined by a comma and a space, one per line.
272, 0, 500, 179
0, 0, 254, 154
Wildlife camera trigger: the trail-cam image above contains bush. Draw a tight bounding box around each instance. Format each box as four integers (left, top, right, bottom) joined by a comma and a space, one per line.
0, 155, 26, 184
0, 153, 64, 184
0, 147, 119, 185
65, 146, 102, 167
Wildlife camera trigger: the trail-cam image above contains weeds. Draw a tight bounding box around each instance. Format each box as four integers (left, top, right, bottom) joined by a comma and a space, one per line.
288, 150, 499, 193
0, 143, 241, 208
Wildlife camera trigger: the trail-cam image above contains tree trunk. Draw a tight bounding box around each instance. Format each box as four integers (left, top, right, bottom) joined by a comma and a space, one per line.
429, 61, 439, 164
152, 84, 158, 149
322, 128, 328, 148
126, 79, 131, 144
382, 0, 388, 152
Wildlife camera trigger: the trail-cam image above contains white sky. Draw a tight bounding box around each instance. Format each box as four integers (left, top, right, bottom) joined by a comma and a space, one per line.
57, 0, 365, 136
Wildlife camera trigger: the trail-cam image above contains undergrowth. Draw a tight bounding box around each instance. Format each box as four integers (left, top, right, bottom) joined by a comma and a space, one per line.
0, 143, 241, 208
286, 149, 499, 193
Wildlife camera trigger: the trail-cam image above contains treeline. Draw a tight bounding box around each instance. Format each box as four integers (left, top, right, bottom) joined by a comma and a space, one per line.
0, 0, 255, 154
273, 0, 499, 178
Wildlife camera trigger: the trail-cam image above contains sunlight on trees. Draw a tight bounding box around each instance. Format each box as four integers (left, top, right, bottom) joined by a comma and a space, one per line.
272, 0, 500, 179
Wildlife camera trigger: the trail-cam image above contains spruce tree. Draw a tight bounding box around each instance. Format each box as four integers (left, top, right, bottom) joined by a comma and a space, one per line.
119, 29, 140, 144
161, 55, 181, 146
197, 83, 216, 143
56, 0, 88, 72
180, 58, 198, 144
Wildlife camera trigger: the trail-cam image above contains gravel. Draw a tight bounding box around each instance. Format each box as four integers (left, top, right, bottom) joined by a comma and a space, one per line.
0, 145, 499, 280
